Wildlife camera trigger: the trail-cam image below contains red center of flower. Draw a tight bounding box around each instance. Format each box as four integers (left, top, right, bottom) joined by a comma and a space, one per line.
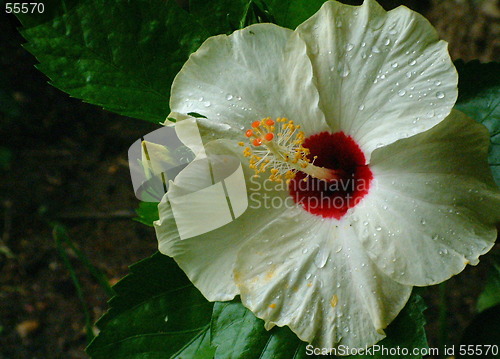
288, 132, 373, 219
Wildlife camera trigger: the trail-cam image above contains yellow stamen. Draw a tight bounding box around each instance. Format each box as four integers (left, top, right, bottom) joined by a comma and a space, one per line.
241, 117, 340, 182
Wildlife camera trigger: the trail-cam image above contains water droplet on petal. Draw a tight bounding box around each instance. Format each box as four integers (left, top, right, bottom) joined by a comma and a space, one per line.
434, 80, 441, 86
398, 89, 406, 97
314, 248, 330, 269
375, 226, 382, 231
358, 104, 365, 111
345, 43, 354, 52
420, 218, 426, 225
436, 91, 445, 99
408, 59, 417, 66
384, 38, 391, 46
226, 94, 233, 101
391, 62, 398, 68
204, 101, 211, 107
339, 63, 350, 78
372, 45, 381, 53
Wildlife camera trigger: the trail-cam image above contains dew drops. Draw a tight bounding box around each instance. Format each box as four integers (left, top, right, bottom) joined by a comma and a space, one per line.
198, 96, 204, 102
339, 63, 351, 78
203, 101, 211, 107
372, 45, 381, 53
302, 248, 309, 254
164, 315, 169, 323
345, 43, 354, 52
398, 89, 406, 97
420, 218, 426, 225
391, 62, 399, 68
384, 38, 391, 46
363, 221, 369, 226
436, 91, 445, 99
314, 248, 330, 269
358, 104, 365, 111
408, 59, 417, 66
361, 41, 366, 47
438, 248, 448, 256
336, 20, 343, 28
406, 71, 413, 78
226, 94, 233, 101
432, 234, 439, 241
434, 80, 441, 86
305, 272, 312, 280
375, 226, 382, 231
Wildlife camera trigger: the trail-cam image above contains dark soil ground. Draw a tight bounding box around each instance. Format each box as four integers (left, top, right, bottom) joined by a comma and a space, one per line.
1, 1, 499, 358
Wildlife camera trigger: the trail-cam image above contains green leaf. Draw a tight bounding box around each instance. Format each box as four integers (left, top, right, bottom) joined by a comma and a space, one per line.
189, 0, 248, 35
87, 252, 215, 359
454, 61, 500, 185
265, 0, 327, 29
477, 254, 500, 313
210, 293, 427, 359
349, 294, 428, 359
134, 202, 160, 227
19, 0, 209, 123
459, 305, 500, 358
211, 300, 308, 359
0, 147, 12, 171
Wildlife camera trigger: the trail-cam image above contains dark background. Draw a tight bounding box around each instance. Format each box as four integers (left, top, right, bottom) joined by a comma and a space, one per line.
1, 0, 499, 358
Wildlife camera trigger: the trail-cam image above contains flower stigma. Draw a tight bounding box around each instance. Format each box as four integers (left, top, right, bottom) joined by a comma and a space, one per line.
239, 117, 344, 184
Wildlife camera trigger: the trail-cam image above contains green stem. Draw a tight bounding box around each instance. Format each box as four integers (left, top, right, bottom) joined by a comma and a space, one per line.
438, 282, 448, 358
53, 225, 95, 342
53, 223, 115, 297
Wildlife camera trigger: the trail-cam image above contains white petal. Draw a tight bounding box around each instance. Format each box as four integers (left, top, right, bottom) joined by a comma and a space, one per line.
296, 0, 457, 158
352, 110, 500, 286
154, 139, 289, 301
234, 207, 412, 348
170, 23, 328, 138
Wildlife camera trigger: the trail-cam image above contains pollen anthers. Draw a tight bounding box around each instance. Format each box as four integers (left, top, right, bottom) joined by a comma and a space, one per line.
239, 117, 337, 183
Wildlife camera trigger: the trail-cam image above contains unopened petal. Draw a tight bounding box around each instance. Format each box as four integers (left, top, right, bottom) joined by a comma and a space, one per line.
154, 139, 289, 301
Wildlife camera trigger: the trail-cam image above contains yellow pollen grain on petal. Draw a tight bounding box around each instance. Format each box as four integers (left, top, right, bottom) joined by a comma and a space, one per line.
269, 303, 277, 309
307, 282, 313, 287
330, 294, 338, 308
233, 270, 242, 283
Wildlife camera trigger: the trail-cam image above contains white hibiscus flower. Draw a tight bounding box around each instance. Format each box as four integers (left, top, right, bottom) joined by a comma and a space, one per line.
154, 0, 500, 349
